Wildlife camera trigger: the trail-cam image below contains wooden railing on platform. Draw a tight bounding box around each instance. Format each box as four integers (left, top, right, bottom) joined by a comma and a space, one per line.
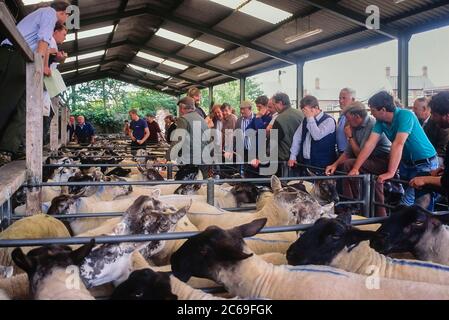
0, 3, 43, 215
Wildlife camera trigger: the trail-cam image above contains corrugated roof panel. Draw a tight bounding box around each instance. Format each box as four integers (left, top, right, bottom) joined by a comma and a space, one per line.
174, 0, 233, 26
255, 9, 357, 53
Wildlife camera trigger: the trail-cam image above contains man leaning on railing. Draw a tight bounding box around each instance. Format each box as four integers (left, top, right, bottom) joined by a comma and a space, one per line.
0, 0, 70, 162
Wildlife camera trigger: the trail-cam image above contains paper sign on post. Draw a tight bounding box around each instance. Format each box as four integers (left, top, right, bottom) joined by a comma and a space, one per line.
43, 69, 67, 98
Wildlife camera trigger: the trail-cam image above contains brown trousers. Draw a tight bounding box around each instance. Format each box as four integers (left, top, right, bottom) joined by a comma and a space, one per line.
340, 155, 389, 217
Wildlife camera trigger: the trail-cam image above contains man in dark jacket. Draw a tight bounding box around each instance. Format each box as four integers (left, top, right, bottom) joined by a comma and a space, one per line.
271, 93, 304, 176
410, 92, 449, 202
413, 97, 449, 166
167, 97, 209, 179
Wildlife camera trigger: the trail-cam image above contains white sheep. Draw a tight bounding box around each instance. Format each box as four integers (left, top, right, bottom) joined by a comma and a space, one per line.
332, 241, 449, 286
171, 219, 449, 300
187, 176, 335, 231
0, 215, 71, 271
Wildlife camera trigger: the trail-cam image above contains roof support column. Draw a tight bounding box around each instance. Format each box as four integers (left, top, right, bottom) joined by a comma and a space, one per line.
398, 34, 411, 108
296, 61, 305, 109
209, 86, 214, 108
240, 78, 246, 103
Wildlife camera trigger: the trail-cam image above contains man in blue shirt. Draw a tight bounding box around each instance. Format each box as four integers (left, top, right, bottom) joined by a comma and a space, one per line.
349, 91, 438, 210
129, 109, 150, 155
0, 1, 70, 159
74, 116, 95, 145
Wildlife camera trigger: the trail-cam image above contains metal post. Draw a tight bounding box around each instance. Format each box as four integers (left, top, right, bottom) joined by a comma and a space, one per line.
207, 178, 215, 206
167, 163, 173, 180
370, 177, 376, 218
362, 174, 371, 218
296, 61, 304, 109
208, 86, 214, 107
398, 34, 411, 108
240, 78, 246, 103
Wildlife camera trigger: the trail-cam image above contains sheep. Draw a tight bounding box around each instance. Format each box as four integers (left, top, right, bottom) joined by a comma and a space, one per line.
0, 215, 71, 271
187, 176, 335, 231
111, 268, 228, 300
131, 251, 287, 290
0, 266, 13, 279
78, 196, 192, 288
130, 251, 219, 290
45, 191, 205, 235
171, 218, 449, 300
11, 241, 96, 300
0, 274, 29, 299
286, 214, 449, 286
371, 205, 449, 265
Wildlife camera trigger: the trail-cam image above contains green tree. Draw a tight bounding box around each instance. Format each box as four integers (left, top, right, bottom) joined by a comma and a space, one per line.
212, 78, 264, 111
62, 79, 177, 132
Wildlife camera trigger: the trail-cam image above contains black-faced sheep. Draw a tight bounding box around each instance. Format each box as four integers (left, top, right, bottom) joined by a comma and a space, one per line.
171, 218, 449, 300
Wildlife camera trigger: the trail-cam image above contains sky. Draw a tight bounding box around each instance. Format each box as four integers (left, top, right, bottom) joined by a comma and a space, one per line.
251, 25, 449, 102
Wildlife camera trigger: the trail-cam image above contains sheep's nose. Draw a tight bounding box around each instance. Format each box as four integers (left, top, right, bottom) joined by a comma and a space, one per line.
370, 232, 389, 250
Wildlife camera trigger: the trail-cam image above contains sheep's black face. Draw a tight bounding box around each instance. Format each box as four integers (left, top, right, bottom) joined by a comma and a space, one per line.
171, 219, 266, 283
174, 166, 199, 181
11, 241, 95, 293
315, 179, 339, 204
145, 169, 165, 181
68, 174, 94, 195
47, 195, 78, 216
371, 205, 430, 254
230, 184, 259, 205
174, 184, 201, 195
286, 215, 376, 266
110, 269, 177, 300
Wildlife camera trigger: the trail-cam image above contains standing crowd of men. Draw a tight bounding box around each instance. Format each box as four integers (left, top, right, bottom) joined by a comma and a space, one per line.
155, 85, 449, 217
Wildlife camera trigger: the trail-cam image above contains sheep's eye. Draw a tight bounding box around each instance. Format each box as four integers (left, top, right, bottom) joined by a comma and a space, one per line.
135, 292, 144, 298
330, 234, 341, 240
413, 221, 424, 227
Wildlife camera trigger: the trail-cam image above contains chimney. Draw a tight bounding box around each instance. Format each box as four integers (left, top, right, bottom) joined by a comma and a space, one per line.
423, 66, 428, 78
315, 77, 320, 90
386, 66, 391, 77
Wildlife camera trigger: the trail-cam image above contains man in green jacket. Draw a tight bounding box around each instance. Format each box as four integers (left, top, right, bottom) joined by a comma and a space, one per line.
167, 96, 209, 178
272, 93, 304, 176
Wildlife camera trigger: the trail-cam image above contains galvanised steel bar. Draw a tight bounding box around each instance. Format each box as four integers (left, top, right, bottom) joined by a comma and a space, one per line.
362, 174, 372, 218
207, 178, 215, 206
25, 174, 367, 187
0, 217, 388, 248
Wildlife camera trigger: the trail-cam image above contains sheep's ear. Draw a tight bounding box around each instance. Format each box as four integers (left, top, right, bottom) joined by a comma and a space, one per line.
11, 248, 34, 273
137, 164, 145, 174
169, 203, 190, 223
337, 212, 352, 225
71, 239, 95, 265
150, 189, 161, 199
271, 176, 282, 193
306, 168, 318, 177
235, 218, 267, 238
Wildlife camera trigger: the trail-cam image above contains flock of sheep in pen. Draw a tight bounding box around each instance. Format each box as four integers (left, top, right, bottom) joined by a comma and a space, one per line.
1, 135, 449, 300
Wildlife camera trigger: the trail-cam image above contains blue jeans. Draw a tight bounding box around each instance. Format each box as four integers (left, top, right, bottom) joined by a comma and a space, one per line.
399, 156, 439, 210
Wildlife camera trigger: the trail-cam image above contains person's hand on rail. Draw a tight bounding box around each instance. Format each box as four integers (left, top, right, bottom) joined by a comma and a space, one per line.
377, 172, 395, 184
325, 164, 337, 176
288, 159, 297, 168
